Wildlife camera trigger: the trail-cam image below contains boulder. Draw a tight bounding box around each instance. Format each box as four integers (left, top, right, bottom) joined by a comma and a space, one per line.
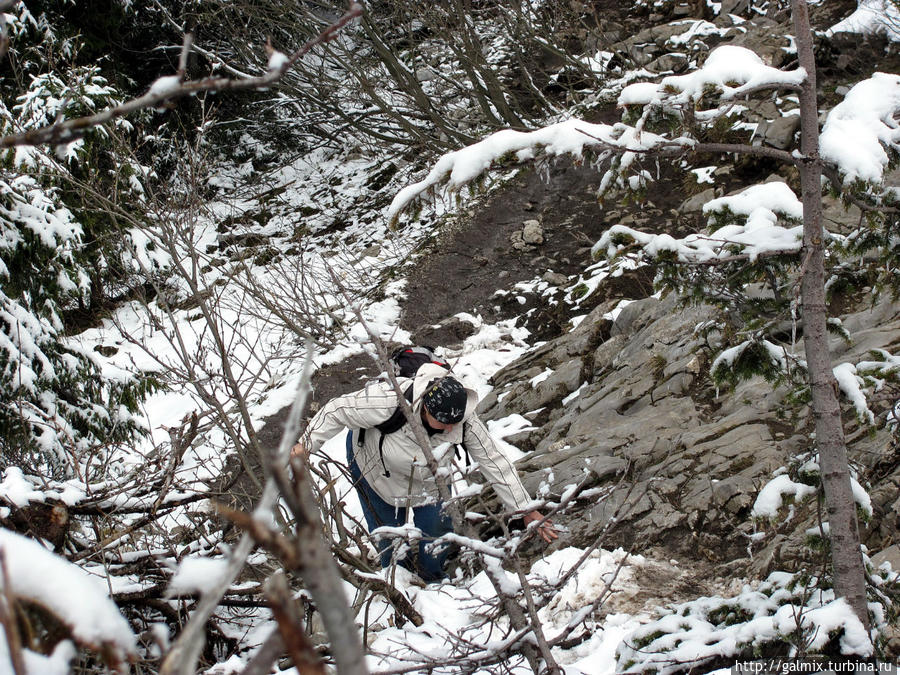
480, 286, 896, 567
522, 220, 544, 245
752, 114, 801, 150
678, 188, 717, 214
542, 271, 569, 286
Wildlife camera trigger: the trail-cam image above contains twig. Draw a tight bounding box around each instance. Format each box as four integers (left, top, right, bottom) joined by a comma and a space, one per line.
159, 344, 316, 675
823, 165, 899, 214
575, 127, 799, 165
240, 629, 286, 675
0, 0, 12, 63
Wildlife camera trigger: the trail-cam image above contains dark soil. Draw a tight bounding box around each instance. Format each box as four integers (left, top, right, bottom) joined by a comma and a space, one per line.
399, 160, 609, 332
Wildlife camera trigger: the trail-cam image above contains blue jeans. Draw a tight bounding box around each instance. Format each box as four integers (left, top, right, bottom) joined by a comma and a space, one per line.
345, 431, 453, 582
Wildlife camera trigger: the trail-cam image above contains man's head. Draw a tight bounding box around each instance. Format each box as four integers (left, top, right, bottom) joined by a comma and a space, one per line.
422, 376, 467, 431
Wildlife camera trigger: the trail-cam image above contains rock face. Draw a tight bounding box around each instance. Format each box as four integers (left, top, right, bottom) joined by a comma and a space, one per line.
478, 289, 900, 573
463, 3, 900, 573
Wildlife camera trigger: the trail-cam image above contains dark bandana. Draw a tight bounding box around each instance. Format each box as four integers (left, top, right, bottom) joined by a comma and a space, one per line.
423, 377, 467, 424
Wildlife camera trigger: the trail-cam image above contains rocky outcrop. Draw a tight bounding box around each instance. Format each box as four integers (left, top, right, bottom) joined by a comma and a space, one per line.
402, 0, 898, 577
478, 287, 900, 573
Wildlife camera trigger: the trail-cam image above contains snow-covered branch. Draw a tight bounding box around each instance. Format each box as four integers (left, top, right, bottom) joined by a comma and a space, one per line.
0, 530, 137, 670
387, 118, 692, 223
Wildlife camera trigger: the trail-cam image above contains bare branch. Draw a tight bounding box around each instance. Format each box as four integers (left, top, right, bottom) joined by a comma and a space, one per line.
177, 31, 194, 78
724, 81, 804, 98
160, 344, 317, 675
575, 128, 799, 165
0, 0, 12, 63
241, 630, 287, 675
693, 141, 798, 165
265, 572, 327, 675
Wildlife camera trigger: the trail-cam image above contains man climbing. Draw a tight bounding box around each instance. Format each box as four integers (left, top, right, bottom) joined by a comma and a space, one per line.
295, 361, 557, 582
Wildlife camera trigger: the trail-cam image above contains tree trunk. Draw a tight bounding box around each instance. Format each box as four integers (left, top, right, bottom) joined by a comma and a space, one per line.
791, 0, 871, 636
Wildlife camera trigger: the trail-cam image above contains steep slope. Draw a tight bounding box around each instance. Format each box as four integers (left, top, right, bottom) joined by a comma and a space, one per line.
348, 1, 900, 580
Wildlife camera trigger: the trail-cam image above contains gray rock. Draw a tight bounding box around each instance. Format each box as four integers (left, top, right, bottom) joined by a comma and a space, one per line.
721, 0, 750, 14
752, 114, 800, 150
610, 296, 661, 337
679, 187, 717, 214
542, 271, 569, 286
730, 19, 794, 68
475, 269, 898, 570
360, 244, 381, 258
872, 545, 900, 572
416, 67, 437, 82
647, 52, 690, 73
509, 230, 528, 251
821, 194, 862, 234
522, 220, 544, 245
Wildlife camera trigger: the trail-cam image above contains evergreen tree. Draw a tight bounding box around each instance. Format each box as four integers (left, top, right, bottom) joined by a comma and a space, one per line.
0, 1, 158, 478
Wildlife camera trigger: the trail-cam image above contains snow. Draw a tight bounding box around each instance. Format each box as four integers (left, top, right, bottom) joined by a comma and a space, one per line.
168, 556, 231, 595
833, 362, 875, 424
0, 466, 45, 506
826, 0, 900, 42
690, 166, 716, 184
820, 72, 900, 185
595, 182, 806, 265
363, 547, 653, 672
704, 181, 803, 221
388, 118, 689, 220
0, 640, 75, 675
530, 368, 553, 386
4, 11, 894, 674
267, 50, 289, 72
147, 74, 182, 98
751, 474, 817, 518
618, 45, 806, 106
666, 20, 729, 47
0, 529, 136, 659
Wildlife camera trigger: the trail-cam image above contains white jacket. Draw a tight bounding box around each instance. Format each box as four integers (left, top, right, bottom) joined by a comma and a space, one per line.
304, 363, 532, 510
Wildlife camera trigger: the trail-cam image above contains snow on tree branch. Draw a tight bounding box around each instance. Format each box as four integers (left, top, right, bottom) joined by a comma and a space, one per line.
616, 572, 873, 673
387, 45, 812, 225
751, 473, 817, 519
387, 118, 692, 223
820, 71, 900, 185
0, 529, 137, 667
593, 182, 808, 264
826, 0, 900, 42
617, 45, 806, 107
832, 362, 876, 425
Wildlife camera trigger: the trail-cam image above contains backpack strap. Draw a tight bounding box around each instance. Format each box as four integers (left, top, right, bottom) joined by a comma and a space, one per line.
454, 441, 471, 471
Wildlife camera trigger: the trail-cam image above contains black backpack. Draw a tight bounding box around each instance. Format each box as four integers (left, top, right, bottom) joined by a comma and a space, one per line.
357, 346, 468, 477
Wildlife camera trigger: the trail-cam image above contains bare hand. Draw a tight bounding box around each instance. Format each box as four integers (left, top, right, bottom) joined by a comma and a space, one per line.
291, 442, 307, 459
523, 510, 559, 543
